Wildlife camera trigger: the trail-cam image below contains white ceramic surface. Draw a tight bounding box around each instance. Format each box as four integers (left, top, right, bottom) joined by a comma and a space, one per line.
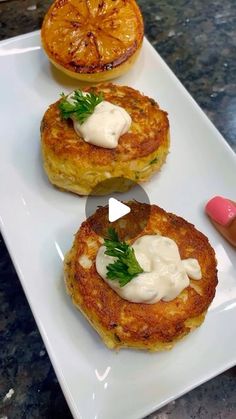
0, 31, 236, 419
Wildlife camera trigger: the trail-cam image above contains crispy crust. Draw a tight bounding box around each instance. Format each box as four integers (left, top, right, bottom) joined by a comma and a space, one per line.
41, 0, 144, 81
64, 202, 218, 351
41, 83, 170, 195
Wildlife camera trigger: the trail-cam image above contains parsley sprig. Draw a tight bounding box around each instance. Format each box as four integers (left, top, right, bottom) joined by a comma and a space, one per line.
104, 228, 143, 287
59, 89, 103, 124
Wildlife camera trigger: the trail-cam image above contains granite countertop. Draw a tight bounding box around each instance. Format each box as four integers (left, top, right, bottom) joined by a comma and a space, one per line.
0, 1, 235, 418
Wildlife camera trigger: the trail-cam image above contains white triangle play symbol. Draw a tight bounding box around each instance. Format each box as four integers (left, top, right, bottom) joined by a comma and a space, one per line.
108, 198, 131, 222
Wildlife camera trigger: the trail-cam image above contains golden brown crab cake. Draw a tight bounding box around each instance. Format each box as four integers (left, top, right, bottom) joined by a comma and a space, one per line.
41, 83, 170, 196
64, 202, 218, 351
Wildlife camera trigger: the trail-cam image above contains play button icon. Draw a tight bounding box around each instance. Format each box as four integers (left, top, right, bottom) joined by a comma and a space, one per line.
108, 198, 131, 222
85, 176, 151, 240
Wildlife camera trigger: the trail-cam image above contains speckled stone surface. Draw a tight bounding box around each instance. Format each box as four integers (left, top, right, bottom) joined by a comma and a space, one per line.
0, 1, 235, 418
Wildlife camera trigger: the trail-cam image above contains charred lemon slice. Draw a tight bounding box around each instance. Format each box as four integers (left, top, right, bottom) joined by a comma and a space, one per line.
41, 0, 144, 82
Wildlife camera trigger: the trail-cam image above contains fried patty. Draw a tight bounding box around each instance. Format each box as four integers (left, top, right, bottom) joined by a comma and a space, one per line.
64, 202, 218, 351
41, 83, 170, 195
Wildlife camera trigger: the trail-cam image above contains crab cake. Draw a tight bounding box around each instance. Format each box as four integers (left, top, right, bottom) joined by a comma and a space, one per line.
64, 202, 218, 351
41, 84, 170, 196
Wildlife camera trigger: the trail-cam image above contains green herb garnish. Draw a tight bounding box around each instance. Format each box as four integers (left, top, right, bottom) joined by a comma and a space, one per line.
149, 157, 158, 165
59, 90, 103, 124
104, 228, 143, 287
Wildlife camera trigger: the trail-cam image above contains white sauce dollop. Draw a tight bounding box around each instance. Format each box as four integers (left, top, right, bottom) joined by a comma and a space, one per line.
96, 235, 202, 304
67, 93, 131, 148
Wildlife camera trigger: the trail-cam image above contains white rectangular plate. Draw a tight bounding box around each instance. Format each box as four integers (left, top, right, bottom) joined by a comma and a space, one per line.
0, 31, 236, 419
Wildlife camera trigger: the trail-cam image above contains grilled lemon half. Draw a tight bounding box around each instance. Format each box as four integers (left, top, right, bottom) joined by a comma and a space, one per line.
41, 0, 144, 82
64, 202, 218, 351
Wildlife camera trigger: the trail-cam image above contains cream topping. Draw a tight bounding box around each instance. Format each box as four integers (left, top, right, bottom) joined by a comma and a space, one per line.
96, 235, 202, 304
67, 93, 131, 148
